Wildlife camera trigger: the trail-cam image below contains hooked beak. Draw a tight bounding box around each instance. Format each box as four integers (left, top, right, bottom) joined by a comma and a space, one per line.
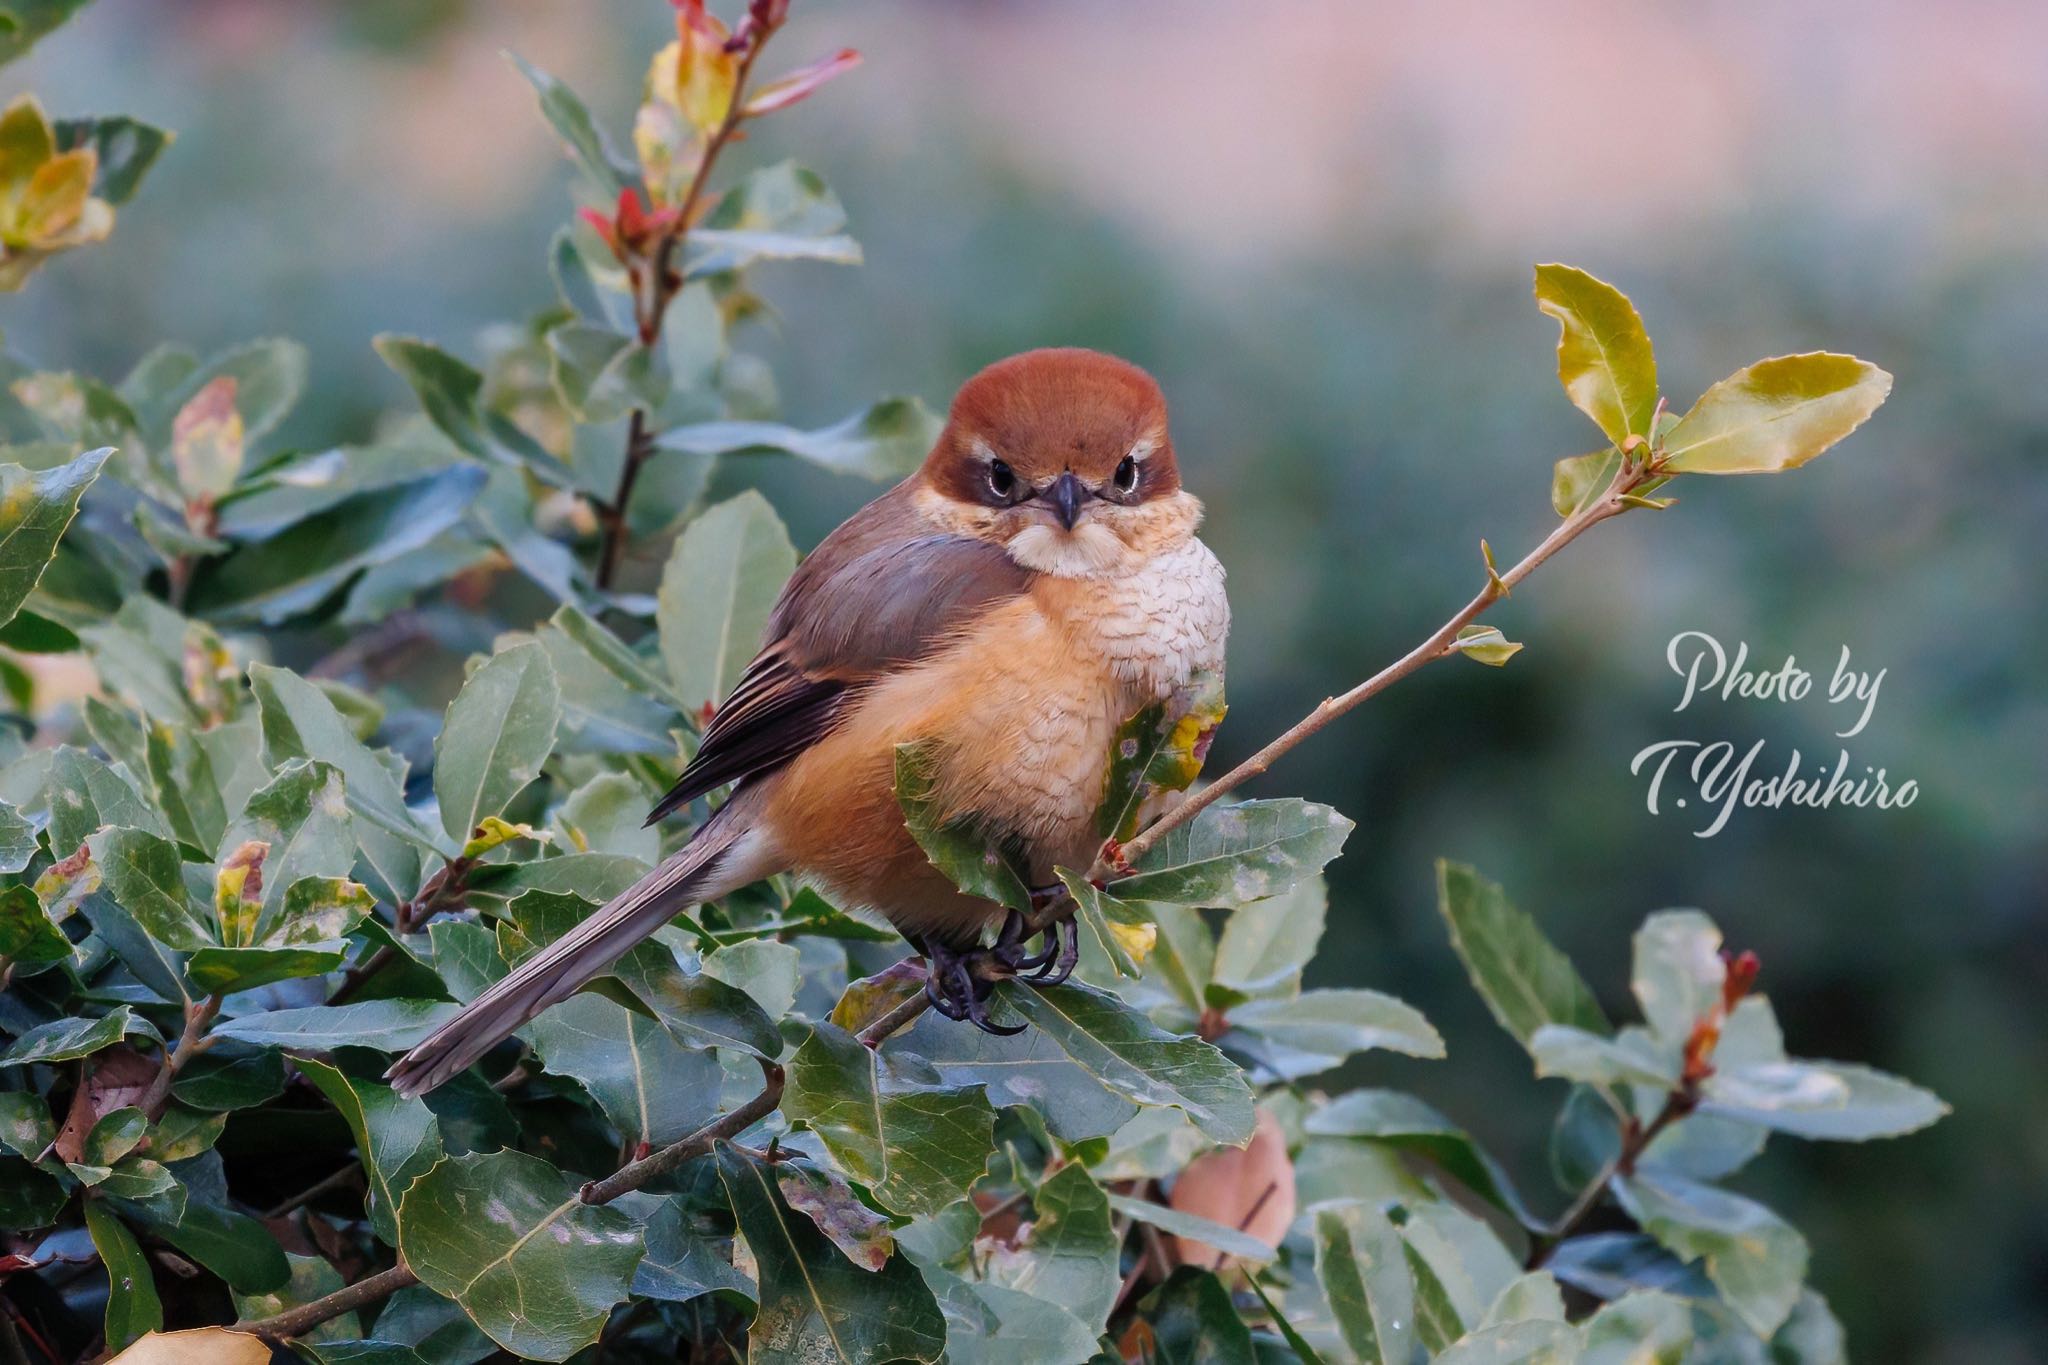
1046, 470, 1086, 531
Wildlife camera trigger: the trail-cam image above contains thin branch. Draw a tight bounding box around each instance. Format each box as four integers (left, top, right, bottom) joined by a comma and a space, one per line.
241, 1059, 786, 1342
856, 990, 931, 1048
1526, 1085, 1697, 1268
139, 993, 221, 1119
594, 37, 771, 590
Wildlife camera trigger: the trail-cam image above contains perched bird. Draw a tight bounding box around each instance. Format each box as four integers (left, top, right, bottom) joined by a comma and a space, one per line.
389, 348, 1230, 1096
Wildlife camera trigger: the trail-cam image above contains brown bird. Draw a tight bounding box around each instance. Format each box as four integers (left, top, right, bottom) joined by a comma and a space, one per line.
389, 348, 1230, 1096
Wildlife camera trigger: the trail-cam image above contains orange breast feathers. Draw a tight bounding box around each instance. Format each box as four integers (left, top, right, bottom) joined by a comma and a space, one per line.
761, 535, 1229, 946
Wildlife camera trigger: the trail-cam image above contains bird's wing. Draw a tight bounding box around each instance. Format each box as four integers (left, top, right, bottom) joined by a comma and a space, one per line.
646, 489, 1029, 824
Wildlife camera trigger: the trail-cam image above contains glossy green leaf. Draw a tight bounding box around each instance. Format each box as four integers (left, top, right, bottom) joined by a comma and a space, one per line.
187, 464, 488, 624
213, 999, 459, 1052
531, 603, 684, 755
895, 1008, 1139, 1143
147, 720, 229, 855
661, 396, 944, 482
1436, 861, 1607, 1049
134, 1200, 291, 1296
980, 1161, 1122, 1333
893, 740, 1033, 913
1, 1005, 157, 1064
1533, 264, 1658, 447
993, 980, 1255, 1145
687, 161, 863, 278
783, 1021, 997, 1218
371, 334, 573, 488
214, 758, 360, 922
0, 445, 108, 629
400, 1148, 643, 1361
546, 322, 667, 425
1661, 353, 1891, 474
526, 992, 721, 1147
90, 825, 210, 950
296, 1058, 444, 1247
1316, 1201, 1413, 1365
1614, 1169, 1809, 1337
508, 52, 632, 191
171, 1042, 286, 1111
1529, 1024, 1678, 1089
0, 880, 70, 963
1477, 1271, 1565, 1330
433, 640, 561, 845
553, 770, 660, 862
1114, 799, 1352, 909
1433, 1321, 1579, 1364
716, 1141, 946, 1365
85, 1199, 162, 1351
1211, 873, 1325, 999
620, 1189, 755, 1305
1224, 988, 1444, 1078
41, 744, 169, 854
1143, 1266, 1259, 1365
657, 490, 797, 713
1543, 1231, 1712, 1302
1700, 1059, 1947, 1140
0, 795, 35, 871
1578, 1290, 1694, 1365
1306, 1090, 1537, 1228
610, 943, 784, 1059
1550, 448, 1621, 518
700, 938, 801, 1018
1106, 1191, 1276, 1263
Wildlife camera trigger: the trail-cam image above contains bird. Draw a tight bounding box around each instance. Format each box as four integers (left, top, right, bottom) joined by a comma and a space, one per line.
388, 347, 1230, 1097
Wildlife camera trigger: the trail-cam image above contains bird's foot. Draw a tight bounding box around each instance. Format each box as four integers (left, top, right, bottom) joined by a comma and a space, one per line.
922, 909, 1080, 1035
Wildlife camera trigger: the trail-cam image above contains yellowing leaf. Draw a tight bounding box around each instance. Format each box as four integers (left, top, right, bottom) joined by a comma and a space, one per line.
459, 815, 551, 861
105, 1329, 273, 1365
213, 840, 267, 948
1661, 352, 1892, 475
170, 375, 245, 503
1534, 264, 1659, 447
1455, 624, 1523, 667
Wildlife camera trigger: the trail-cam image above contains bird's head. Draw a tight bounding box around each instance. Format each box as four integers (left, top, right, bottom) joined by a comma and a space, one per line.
916, 348, 1200, 576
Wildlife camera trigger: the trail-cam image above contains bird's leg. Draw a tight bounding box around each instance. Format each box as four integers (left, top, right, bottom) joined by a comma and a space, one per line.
1024, 916, 1079, 986
922, 937, 1026, 1034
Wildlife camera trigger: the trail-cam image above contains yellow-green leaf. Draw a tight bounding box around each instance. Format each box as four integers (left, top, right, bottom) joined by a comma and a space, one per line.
1661, 353, 1892, 475
1534, 264, 1659, 446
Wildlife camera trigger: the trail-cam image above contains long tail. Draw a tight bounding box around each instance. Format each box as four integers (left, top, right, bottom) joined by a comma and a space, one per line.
386, 793, 775, 1098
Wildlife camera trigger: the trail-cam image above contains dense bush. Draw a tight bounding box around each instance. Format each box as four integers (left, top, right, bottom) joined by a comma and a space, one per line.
0, 3, 1942, 1362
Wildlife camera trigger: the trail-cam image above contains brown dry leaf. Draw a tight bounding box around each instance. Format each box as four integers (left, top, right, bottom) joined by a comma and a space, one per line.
1166, 1109, 1296, 1271
829, 958, 926, 1035
104, 1328, 273, 1365
53, 1046, 158, 1164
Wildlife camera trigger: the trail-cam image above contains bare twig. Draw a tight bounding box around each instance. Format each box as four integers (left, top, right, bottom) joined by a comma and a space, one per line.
856, 990, 931, 1048
1526, 1086, 1697, 1268
236, 1262, 422, 1341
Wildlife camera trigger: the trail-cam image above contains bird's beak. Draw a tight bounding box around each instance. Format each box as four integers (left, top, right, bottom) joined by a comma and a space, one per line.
1046, 470, 1086, 531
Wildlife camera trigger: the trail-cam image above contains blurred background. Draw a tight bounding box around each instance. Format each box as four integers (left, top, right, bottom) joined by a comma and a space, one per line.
9, 1, 2043, 1357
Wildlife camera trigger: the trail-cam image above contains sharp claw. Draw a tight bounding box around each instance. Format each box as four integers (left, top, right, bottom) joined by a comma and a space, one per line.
923, 912, 1073, 1035
964, 986, 1026, 1036
1035, 918, 1078, 987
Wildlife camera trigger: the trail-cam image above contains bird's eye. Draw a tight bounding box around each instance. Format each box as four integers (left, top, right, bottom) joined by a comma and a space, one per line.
985, 459, 1016, 502
1113, 455, 1139, 495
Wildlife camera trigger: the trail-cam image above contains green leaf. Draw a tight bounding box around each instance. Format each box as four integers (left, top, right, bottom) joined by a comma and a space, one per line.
1224, 988, 1444, 1078
700, 937, 801, 1017
1114, 799, 1351, 909
657, 490, 797, 713
156, 338, 308, 452
188, 464, 488, 624
1061, 870, 1152, 978
132, 1200, 290, 1295
1433, 1321, 1579, 1364
620, 1190, 755, 1304
215, 758, 361, 925
716, 1141, 946, 1365
0, 604, 75, 651
84, 1199, 161, 1351
1543, 1232, 1712, 1302
1661, 353, 1891, 474
1316, 1201, 1413, 1365
783, 1021, 997, 1218
41, 744, 169, 854
1614, 1169, 1809, 1337
147, 720, 229, 855
0, 445, 108, 629
296, 1058, 443, 1247
212, 999, 459, 1052
546, 323, 668, 425
508, 52, 632, 192
1533, 264, 1659, 447
1095, 671, 1226, 844
371, 335, 573, 489
90, 826, 211, 950
553, 770, 659, 862
1578, 1290, 1693, 1365
895, 1008, 1139, 1143
252, 666, 442, 890
433, 641, 561, 845
1629, 909, 1723, 1047
1305, 1090, 1537, 1229
0, 0, 96, 67
233, 1253, 360, 1345
52, 113, 170, 204
1436, 860, 1607, 1049
891, 741, 1033, 914
1478, 1272, 1565, 1329
661, 397, 946, 483
80, 1106, 147, 1166
1454, 624, 1523, 667
1529, 1024, 1678, 1090
171, 1042, 287, 1111
992, 980, 1256, 1145
609, 942, 785, 1059
400, 1148, 642, 1361
1, 1005, 157, 1065
1550, 448, 1623, 518
687, 161, 862, 278
529, 606, 684, 756
1211, 873, 1324, 998
1106, 1191, 1276, 1263
526, 993, 721, 1148
1700, 1059, 1947, 1140
980, 1161, 1122, 1333
0, 880, 70, 963
1143, 1266, 1259, 1365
